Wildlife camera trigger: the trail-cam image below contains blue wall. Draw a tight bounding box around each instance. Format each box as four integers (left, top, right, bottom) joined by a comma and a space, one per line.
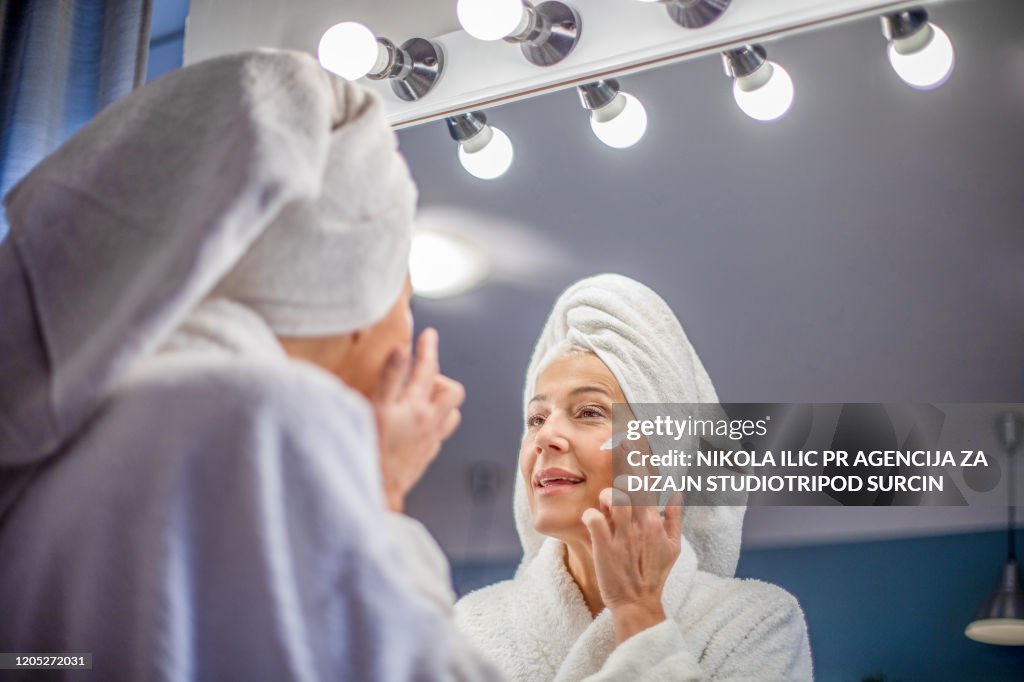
454, 530, 1024, 682
737, 530, 1024, 682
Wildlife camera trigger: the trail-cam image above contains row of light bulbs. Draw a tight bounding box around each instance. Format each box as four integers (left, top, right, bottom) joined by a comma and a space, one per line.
318, 2, 955, 180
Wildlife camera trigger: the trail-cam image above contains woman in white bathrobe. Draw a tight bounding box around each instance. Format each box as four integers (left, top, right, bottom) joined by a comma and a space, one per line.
455, 274, 814, 681
0, 50, 497, 681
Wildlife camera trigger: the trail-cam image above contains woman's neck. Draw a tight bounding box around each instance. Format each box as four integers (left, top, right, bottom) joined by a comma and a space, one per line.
563, 538, 604, 618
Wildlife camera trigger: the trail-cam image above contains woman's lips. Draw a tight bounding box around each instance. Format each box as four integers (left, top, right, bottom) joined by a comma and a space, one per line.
534, 468, 585, 495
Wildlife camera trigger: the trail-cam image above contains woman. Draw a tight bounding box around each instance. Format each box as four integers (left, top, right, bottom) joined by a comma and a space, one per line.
0, 51, 496, 680
455, 274, 813, 681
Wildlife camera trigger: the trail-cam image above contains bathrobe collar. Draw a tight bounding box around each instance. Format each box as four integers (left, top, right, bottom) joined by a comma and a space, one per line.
516, 534, 700, 680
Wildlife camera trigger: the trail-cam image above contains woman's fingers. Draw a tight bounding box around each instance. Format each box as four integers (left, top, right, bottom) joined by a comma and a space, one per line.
598, 488, 628, 529
612, 438, 659, 508
613, 473, 658, 509
603, 487, 633, 532
438, 407, 462, 441
430, 375, 465, 443
371, 329, 463, 513
432, 374, 466, 412
582, 507, 612, 550
372, 349, 410, 405
663, 492, 684, 539
407, 328, 440, 398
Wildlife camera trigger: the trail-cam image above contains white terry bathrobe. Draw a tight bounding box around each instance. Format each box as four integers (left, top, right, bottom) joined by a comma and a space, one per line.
454, 274, 814, 681
0, 51, 497, 681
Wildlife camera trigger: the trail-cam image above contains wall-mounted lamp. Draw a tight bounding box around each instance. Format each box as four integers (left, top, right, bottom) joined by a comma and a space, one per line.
318, 22, 444, 101
577, 80, 648, 149
410, 229, 490, 298
722, 45, 794, 122
633, 0, 732, 29
881, 8, 954, 90
456, 0, 582, 66
965, 413, 1024, 646
447, 112, 515, 180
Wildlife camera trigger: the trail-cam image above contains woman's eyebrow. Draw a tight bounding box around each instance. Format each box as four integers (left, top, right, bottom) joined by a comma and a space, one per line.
529, 386, 613, 405
569, 386, 612, 398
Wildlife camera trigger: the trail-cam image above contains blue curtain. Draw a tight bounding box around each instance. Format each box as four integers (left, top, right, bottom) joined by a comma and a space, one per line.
0, 0, 152, 240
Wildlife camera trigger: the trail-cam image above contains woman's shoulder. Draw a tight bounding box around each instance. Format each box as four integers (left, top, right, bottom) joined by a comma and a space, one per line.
705, 569, 799, 599
690, 570, 804, 615
104, 353, 375, 458
671, 568, 808, 645
119, 352, 368, 419
95, 354, 380, 488
453, 576, 537, 637
454, 578, 520, 619
676, 571, 812, 678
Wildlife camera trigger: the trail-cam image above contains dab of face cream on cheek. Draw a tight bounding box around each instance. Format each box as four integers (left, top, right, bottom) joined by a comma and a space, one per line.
600, 433, 630, 451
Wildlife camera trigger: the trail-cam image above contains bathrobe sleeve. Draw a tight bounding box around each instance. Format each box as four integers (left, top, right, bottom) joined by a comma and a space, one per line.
386, 512, 463, 612
582, 589, 812, 682
0, 358, 502, 681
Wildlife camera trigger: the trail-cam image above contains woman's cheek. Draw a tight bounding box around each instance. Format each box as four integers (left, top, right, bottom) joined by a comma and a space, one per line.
518, 445, 535, 494
583, 443, 614, 488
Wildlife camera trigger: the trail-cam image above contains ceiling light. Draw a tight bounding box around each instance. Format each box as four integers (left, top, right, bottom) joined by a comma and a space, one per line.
723, 45, 794, 122
456, 0, 581, 67
881, 8, 954, 90
447, 112, 515, 180
410, 229, 490, 298
318, 21, 444, 101
965, 413, 1024, 646
634, 0, 733, 29
577, 80, 648, 149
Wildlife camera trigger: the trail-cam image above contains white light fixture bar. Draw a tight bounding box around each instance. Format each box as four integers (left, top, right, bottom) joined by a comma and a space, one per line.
185, 0, 962, 129
362, 0, 942, 128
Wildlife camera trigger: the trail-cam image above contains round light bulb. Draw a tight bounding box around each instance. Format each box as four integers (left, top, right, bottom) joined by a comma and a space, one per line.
458, 127, 514, 180
590, 93, 648, 149
457, 0, 525, 41
887, 23, 954, 90
732, 62, 794, 122
318, 22, 382, 80
410, 230, 490, 298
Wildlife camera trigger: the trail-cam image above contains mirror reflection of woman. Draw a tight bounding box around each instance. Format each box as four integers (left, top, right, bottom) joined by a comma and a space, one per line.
455, 274, 813, 681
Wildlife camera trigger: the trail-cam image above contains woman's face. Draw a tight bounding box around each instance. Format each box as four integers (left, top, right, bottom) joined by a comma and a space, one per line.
341, 277, 414, 398
278, 277, 414, 400
520, 352, 627, 545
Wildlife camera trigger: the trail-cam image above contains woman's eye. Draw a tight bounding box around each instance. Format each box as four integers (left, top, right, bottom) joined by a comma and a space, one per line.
578, 406, 606, 419
527, 414, 545, 428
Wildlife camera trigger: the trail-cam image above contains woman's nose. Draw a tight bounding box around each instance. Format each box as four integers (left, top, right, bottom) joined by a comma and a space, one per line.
535, 416, 570, 454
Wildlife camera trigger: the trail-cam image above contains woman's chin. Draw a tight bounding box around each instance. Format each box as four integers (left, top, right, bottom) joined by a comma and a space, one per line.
532, 508, 586, 539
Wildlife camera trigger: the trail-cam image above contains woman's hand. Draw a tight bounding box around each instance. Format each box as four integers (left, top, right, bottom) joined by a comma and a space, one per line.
582, 487, 683, 644
371, 328, 465, 513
